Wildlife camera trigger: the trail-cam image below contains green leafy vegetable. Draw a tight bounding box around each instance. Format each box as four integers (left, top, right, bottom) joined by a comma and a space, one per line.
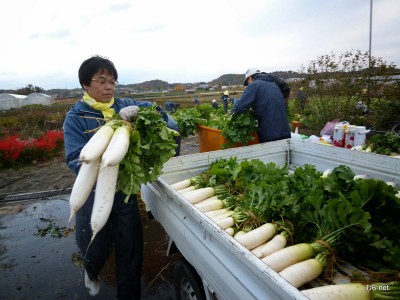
173, 104, 258, 146
116, 106, 179, 199
221, 112, 258, 148
366, 132, 400, 155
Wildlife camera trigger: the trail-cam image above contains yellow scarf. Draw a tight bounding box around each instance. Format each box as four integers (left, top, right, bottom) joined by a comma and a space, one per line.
82, 92, 115, 118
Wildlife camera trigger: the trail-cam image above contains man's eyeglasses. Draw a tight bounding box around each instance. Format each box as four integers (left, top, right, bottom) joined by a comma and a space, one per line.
92, 77, 118, 87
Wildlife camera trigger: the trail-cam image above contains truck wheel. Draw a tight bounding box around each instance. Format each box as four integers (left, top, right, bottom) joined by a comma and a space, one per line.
174, 258, 206, 300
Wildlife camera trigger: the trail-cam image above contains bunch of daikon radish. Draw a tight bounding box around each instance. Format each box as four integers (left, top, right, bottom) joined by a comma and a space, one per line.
171, 178, 291, 257
68, 122, 131, 242
169, 177, 400, 299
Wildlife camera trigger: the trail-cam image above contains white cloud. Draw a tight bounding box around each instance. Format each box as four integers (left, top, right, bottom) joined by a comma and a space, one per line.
0, 0, 399, 90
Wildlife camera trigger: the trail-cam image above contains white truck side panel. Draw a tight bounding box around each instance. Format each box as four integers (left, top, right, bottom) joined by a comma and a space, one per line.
160, 140, 290, 184
290, 140, 400, 185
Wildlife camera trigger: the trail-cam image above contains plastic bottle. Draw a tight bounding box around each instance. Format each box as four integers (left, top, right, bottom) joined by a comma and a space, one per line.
344, 125, 356, 149
333, 124, 344, 147
354, 126, 368, 147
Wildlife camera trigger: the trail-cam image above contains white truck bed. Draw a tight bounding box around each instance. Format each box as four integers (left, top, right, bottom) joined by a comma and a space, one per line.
141, 139, 400, 300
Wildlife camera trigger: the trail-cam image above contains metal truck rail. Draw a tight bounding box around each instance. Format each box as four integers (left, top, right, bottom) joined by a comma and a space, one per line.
141, 139, 400, 300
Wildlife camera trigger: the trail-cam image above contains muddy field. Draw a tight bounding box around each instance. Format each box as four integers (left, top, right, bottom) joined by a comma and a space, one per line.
0, 136, 200, 300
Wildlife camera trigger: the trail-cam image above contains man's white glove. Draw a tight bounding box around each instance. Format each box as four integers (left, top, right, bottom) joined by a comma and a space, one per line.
119, 105, 140, 121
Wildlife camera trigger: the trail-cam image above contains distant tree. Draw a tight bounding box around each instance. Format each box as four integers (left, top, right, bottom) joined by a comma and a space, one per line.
16, 84, 44, 95
173, 84, 185, 92
295, 49, 400, 131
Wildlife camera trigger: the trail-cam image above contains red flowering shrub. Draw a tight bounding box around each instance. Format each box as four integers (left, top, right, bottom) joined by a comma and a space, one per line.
0, 130, 64, 168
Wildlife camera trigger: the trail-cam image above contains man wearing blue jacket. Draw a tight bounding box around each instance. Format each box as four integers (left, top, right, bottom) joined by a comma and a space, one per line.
231, 68, 291, 143
63, 55, 179, 299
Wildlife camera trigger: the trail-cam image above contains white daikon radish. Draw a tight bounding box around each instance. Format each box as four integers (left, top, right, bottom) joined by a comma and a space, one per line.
195, 199, 223, 212
90, 163, 119, 242
210, 211, 234, 222
251, 231, 288, 258
301, 283, 371, 300
225, 227, 234, 236
170, 178, 192, 191
101, 125, 130, 167
204, 208, 230, 218
177, 186, 196, 194
216, 217, 234, 229
234, 230, 247, 238
68, 159, 100, 224
80, 125, 114, 162
279, 254, 325, 288
235, 223, 277, 250
182, 187, 216, 204
262, 243, 314, 272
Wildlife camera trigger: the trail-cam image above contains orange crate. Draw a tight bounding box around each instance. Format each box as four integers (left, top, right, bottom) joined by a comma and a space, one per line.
197, 125, 259, 152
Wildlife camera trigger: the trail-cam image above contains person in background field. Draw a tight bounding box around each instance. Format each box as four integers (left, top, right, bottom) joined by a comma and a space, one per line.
165, 101, 180, 112
296, 87, 307, 110
230, 68, 291, 143
221, 90, 230, 113
63, 55, 180, 299
242, 68, 291, 110
212, 99, 218, 109
193, 96, 200, 108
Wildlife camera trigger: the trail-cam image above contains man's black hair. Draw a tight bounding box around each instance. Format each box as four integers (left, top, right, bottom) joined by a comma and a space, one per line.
78, 55, 118, 88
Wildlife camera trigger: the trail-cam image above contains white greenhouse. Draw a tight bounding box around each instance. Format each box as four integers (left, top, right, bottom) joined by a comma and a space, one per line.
0, 93, 27, 110
24, 93, 54, 106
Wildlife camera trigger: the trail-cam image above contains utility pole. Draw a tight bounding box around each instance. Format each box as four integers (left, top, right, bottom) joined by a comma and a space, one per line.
367, 0, 373, 107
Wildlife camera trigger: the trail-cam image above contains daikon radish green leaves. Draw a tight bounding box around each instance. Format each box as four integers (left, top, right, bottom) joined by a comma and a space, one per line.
116, 106, 179, 199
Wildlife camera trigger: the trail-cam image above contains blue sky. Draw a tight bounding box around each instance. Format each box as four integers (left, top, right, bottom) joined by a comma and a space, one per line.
1, 0, 399, 90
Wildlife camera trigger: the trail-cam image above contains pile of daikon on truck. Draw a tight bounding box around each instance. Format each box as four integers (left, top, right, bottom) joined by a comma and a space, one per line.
171, 157, 400, 299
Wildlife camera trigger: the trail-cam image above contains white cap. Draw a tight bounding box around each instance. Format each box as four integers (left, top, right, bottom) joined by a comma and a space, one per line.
244, 68, 261, 86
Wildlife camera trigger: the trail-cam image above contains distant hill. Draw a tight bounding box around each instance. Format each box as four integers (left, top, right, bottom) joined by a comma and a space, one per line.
124, 79, 170, 91
0, 71, 307, 96
209, 71, 303, 87
119, 71, 304, 92
209, 74, 244, 86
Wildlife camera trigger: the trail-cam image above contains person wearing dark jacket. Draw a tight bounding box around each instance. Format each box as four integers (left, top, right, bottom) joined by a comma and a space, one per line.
270, 74, 291, 102
165, 101, 180, 112
212, 99, 218, 109
230, 68, 291, 143
193, 96, 200, 108
63, 55, 179, 299
242, 68, 291, 110
221, 90, 230, 113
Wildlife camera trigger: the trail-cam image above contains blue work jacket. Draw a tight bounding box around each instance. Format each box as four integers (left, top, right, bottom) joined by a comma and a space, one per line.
231, 75, 290, 143
63, 98, 178, 174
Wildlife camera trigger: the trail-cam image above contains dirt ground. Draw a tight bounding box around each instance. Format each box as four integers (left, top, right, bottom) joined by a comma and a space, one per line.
0, 135, 200, 300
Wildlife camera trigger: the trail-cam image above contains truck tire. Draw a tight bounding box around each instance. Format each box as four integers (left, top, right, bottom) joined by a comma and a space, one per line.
174, 258, 206, 300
